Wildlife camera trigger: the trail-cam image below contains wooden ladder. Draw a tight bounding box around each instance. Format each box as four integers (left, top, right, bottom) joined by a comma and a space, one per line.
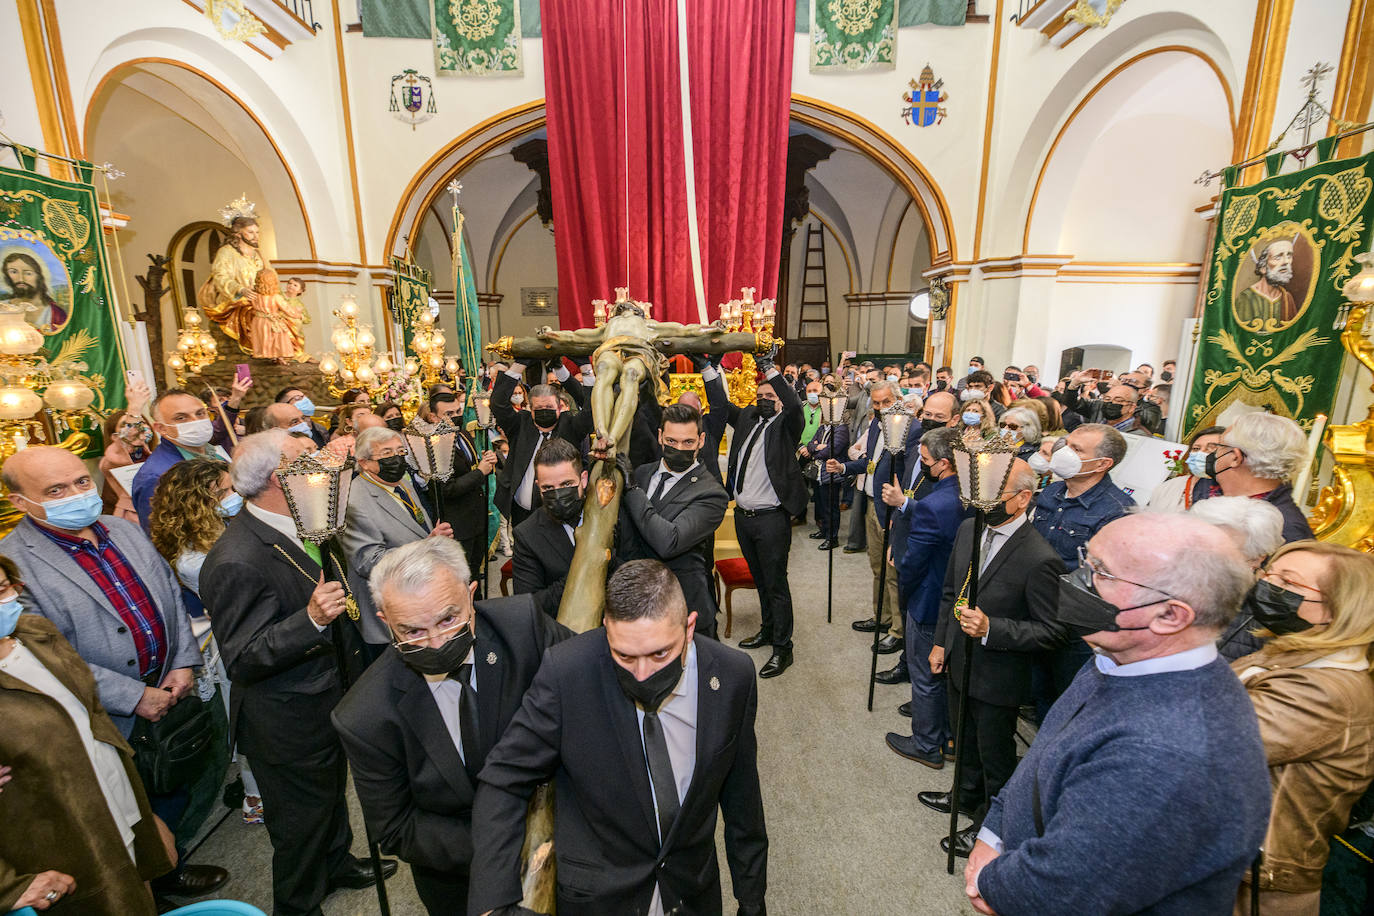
797, 221, 830, 343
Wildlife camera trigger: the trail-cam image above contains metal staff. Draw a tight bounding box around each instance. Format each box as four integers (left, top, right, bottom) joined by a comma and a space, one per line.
944, 435, 1017, 874
817, 390, 849, 625
867, 406, 914, 712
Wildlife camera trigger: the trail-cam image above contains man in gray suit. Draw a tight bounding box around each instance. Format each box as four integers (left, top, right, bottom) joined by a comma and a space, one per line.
0, 444, 229, 898
339, 426, 452, 658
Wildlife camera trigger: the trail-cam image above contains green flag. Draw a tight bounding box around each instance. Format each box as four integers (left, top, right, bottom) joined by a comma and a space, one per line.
0, 164, 127, 455
389, 256, 432, 353
433, 0, 522, 76
1183, 152, 1374, 436
810, 0, 897, 71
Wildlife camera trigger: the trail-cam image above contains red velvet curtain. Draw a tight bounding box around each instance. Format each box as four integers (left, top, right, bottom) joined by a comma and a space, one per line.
541, 0, 794, 328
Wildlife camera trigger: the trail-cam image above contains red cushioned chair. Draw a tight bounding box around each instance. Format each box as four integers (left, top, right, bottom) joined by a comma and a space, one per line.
499, 559, 513, 596
712, 557, 754, 639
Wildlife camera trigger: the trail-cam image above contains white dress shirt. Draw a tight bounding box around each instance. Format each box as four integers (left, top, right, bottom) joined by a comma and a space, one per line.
735, 416, 782, 510
635, 642, 698, 916
423, 644, 478, 763
646, 459, 696, 502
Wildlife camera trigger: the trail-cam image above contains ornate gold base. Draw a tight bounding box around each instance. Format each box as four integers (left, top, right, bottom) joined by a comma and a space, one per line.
1309, 421, 1374, 550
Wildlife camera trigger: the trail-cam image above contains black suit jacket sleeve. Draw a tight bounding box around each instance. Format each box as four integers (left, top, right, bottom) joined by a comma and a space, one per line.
511, 516, 568, 618
720, 669, 768, 909
490, 371, 522, 444
331, 707, 474, 873
703, 369, 729, 443
201, 557, 331, 686
441, 466, 488, 501
621, 482, 727, 560
712, 369, 744, 429
469, 655, 566, 913
766, 371, 803, 442
983, 545, 1068, 652
934, 523, 970, 651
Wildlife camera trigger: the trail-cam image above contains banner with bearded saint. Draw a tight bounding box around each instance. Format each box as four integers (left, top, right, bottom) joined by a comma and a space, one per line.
1183, 150, 1374, 437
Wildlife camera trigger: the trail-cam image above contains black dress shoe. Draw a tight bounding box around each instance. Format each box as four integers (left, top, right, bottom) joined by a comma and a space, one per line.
842, 544, 864, 554
898, 701, 912, 717
738, 630, 768, 650
328, 856, 399, 891
874, 634, 903, 654
153, 865, 230, 898
874, 662, 909, 684
809, 530, 825, 539
817, 538, 839, 550
759, 650, 793, 678
940, 825, 978, 858
851, 618, 889, 633
918, 791, 976, 817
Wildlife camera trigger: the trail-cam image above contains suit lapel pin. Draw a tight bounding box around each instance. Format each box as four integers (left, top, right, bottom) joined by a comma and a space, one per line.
709, 676, 720, 691
486, 652, 497, 665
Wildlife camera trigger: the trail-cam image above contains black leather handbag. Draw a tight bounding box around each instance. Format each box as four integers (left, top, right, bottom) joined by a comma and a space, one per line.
129, 691, 216, 796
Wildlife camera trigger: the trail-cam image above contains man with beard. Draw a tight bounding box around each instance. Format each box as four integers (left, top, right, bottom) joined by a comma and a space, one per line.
511, 437, 586, 618
2, 252, 66, 332
197, 215, 266, 347
1236, 237, 1299, 330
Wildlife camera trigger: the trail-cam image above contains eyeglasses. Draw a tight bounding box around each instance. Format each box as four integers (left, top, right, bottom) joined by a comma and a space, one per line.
999, 423, 1021, 431
1076, 547, 1178, 602
1101, 397, 1134, 406
1261, 569, 1323, 602
392, 609, 471, 652
373, 447, 408, 459
0, 580, 24, 603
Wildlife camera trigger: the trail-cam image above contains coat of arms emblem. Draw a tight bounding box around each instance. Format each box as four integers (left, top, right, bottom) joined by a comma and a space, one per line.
901, 64, 949, 127
389, 69, 437, 131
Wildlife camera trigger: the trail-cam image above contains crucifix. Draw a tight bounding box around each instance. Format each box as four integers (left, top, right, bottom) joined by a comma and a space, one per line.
485, 287, 773, 911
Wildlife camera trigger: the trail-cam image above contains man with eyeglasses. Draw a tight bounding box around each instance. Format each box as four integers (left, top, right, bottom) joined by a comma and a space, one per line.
963, 513, 1270, 916
1096, 384, 1155, 437
332, 537, 570, 915
1190, 411, 1314, 543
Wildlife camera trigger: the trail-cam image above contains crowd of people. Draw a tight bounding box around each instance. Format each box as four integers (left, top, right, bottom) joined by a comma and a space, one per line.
1, 347, 1372, 916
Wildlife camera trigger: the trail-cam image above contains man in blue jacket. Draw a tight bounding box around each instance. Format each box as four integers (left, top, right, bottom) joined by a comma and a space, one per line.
886, 427, 966, 768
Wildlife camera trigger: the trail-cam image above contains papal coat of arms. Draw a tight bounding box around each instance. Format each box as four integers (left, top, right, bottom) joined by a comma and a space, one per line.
389, 69, 437, 131
901, 64, 949, 127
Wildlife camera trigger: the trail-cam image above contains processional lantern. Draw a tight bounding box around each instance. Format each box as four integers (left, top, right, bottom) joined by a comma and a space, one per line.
950, 433, 1018, 511
818, 391, 849, 427
470, 388, 496, 430
879, 404, 914, 456
276, 448, 354, 544
403, 418, 458, 483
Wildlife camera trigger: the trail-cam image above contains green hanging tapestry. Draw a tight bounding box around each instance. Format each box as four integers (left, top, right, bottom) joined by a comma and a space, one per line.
1183, 152, 1374, 436
433, 0, 522, 76
0, 165, 128, 456
810, 0, 897, 71
389, 256, 431, 353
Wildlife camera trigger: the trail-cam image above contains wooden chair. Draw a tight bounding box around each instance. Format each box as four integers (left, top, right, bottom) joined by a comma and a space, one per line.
711, 505, 752, 637
499, 558, 513, 596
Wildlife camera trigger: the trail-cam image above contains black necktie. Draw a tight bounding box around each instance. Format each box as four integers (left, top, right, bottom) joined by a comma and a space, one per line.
649, 470, 673, 505
452, 663, 482, 779
733, 420, 768, 496
642, 710, 680, 845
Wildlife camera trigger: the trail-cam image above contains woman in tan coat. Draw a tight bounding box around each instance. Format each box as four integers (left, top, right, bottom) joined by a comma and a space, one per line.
0, 554, 174, 914
1233, 540, 1374, 915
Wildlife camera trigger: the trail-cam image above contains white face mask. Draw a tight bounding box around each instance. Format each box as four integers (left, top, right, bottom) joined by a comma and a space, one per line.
511, 393, 524, 405
960, 388, 986, 402
1049, 447, 1100, 480
173, 418, 214, 448
1028, 452, 1051, 475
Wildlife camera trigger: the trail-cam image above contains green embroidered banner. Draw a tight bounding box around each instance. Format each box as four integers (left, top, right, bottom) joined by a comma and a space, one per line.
799, 0, 965, 30
433, 0, 522, 76
389, 256, 432, 353
810, 0, 896, 71
1183, 152, 1374, 436
0, 165, 128, 455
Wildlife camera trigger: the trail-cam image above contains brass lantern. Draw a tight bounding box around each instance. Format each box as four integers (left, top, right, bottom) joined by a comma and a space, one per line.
470, 388, 495, 430
817, 390, 849, 427
878, 405, 915, 456
275, 448, 355, 544
403, 418, 458, 483
950, 434, 1018, 511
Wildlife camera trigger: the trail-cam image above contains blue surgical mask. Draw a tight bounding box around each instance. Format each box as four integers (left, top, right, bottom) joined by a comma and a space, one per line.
0, 598, 20, 637
806, 392, 819, 405
294, 396, 316, 417
288, 420, 312, 436
27, 488, 103, 531
962, 411, 982, 426
218, 492, 244, 517
1186, 450, 1209, 477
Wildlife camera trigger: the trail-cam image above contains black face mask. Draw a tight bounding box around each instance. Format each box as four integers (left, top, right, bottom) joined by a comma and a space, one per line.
385, 416, 406, 432
1204, 448, 1238, 480
982, 497, 1017, 527
1056, 566, 1161, 637
614, 642, 686, 712
934, 380, 948, 391
920, 417, 945, 433
533, 407, 559, 430
756, 398, 777, 419
1160, 371, 1174, 383
919, 461, 937, 485
376, 455, 410, 484
1244, 579, 1314, 635
396, 623, 476, 676
1096, 382, 1112, 395
1101, 402, 1124, 422
661, 444, 696, 473
543, 484, 583, 523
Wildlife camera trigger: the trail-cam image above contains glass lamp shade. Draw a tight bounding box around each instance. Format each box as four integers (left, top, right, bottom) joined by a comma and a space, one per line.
357, 328, 376, 349
0, 311, 44, 356
878, 406, 914, 455
950, 435, 1018, 510
275, 449, 354, 544
414, 336, 432, 353
43, 379, 95, 411
471, 389, 494, 429
374, 355, 394, 374
0, 385, 41, 420
427, 353, 444, 369
338, 296, 360, 319
404, 357, 420, 375
355, 364, 376, 385
431, 332, 446, 350
339, 367, 356, 382
167, 354, 186, 372
818, 391, 849, 426
318, 355, 339, 375
1343, 253, 1374, 303
444, 357, 460, 375
403, 418, 458, 482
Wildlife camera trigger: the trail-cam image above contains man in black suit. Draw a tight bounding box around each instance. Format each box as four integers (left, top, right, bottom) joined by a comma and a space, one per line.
199, 430, 398, 916
331, 537, 570, 914
470, 559, 767, 916
616, 403, 728, 639
511, 438, 585, 618
921, 458, 1067, 858
431, 391, 499, 591
491, 365, 584, 528
723, 346, 806, 678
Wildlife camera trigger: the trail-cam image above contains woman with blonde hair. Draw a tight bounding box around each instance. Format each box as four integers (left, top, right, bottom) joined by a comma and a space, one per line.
1233, 541, 1374, 915
959, 397, 998, 442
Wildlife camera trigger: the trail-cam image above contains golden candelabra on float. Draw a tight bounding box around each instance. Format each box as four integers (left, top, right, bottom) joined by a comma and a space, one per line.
0, 305, 99, 461
410, 309, 460, 389
166, 308, 218, 385
719, 286, 778, 407
317, 295, 396, 399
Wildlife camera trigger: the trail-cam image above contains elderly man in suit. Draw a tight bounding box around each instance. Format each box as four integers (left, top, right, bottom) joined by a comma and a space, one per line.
200, 430, 397, 916
722, 346, 807, 677
0, 445, 229, 899
332, 537, 570, 914
470, 559, 767, 916
491, 365, 585, 528
340, 426, 453, 659
922, 459, 1068, 858
429, 391, 499, 592
616, 403, 728, 639
511, 437, 585, 618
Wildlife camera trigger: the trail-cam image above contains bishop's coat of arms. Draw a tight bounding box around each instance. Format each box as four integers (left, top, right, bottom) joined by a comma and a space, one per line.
902, 64, 949, 127
389, 69, 437, 130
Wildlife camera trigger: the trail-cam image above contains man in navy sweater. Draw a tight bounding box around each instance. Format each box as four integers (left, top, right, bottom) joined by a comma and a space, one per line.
964, 512, 1271, 915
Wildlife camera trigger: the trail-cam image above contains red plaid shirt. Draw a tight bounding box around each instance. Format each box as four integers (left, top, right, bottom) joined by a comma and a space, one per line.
36, 521, 167, 678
